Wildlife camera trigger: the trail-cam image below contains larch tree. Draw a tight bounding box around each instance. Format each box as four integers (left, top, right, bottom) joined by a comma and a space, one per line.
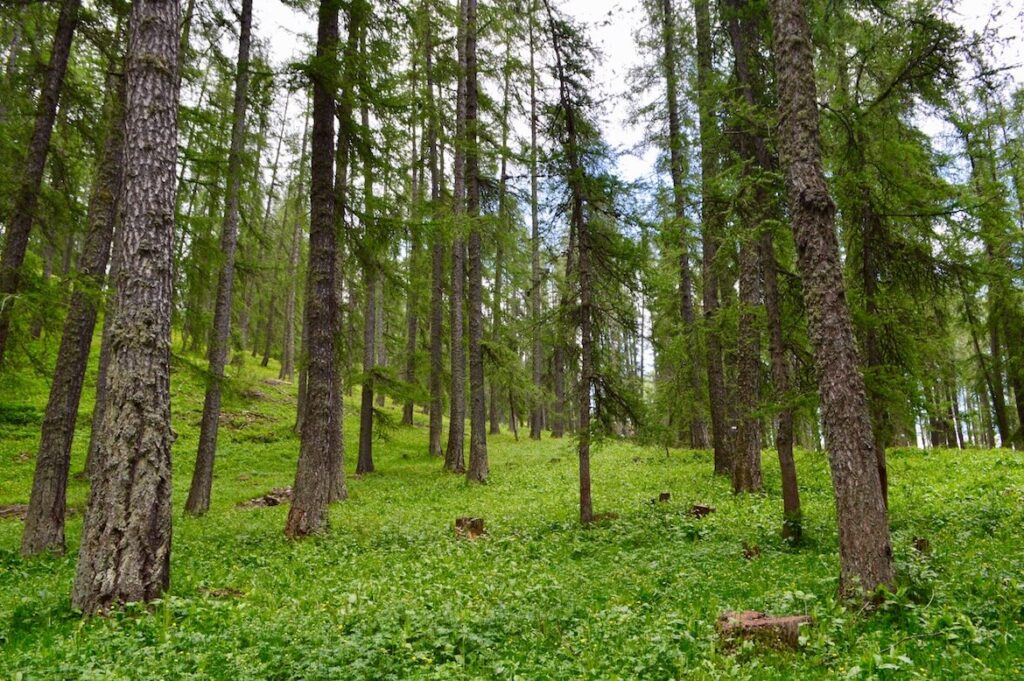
21, 35, 126, 557
72, 0, 179, 613
0, 0, 80, 367
768, 0, 894, 594
185, 0, 253, 517
464, 0, 488, 483
286, 0, 341, 538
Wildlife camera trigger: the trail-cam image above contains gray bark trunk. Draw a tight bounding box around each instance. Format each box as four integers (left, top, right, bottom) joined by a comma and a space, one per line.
768, 0, 893, 594
185, 0, 253, 516
72, 0, 179, 613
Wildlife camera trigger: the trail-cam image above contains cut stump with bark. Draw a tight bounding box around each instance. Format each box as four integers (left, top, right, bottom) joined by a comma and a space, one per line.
455, 517, 485, 539
718, 610, 811, 650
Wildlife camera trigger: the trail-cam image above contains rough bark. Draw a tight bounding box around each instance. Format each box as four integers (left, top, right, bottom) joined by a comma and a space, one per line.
22, 64, 125, 557
0, 0, 80, 367
693, 0, 730, 471
71, 0, 178, 613
185, 0, 253, 517
723, 0, 765, 494
285, 0, 340, 538
768, 0, 893, 594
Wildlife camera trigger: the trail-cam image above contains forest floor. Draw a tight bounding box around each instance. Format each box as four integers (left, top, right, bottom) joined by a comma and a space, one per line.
1, 348, 1023, 679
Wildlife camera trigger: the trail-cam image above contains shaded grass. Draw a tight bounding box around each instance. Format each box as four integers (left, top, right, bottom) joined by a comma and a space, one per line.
1, 343, 1022, 678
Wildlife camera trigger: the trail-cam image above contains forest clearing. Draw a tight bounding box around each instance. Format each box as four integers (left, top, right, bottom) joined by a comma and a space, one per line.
1, 0, 1023, 677
2, 352, 1022, 678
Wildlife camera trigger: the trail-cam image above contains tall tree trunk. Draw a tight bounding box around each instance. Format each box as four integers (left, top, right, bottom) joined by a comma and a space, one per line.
185, 0, 253, 516
465, 0, 488, 483
768, 0, 893, 595
280, 115, 310, 382
723, 0, 766, 494
693, 0, 729, 472
286, 0, 341, 538
22, 62, 125, 557
425, 9, 444, 456
0, 0, 80, 367
660, 0, 707, 449
71, 0, 178, 613
445, 0, 469, 474
544, 0, 591, 523
528, 1, 544, 441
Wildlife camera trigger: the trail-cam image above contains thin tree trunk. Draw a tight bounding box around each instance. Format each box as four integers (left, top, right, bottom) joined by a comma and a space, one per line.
358, 268, 377, 473
281, 115, 310, 382
424, 8, 444, 456
0, 0, 80, 367
543, 0, 591, 523
762, 231, 801, 538
768, 0, 893, 594
528, 2, 543, 441
185, 0, 253, 516
445, 0, 469, 474
465, 0, 487, 483
286, 0, 341, 538
660, 0, 707, 449
72, 0, 178, 613
22, 62, 125, 557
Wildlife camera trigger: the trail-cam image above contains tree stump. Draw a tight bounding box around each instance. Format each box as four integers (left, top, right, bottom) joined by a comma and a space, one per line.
689, 504, 715, 518
717, 610, 812, 650
455, 517, 485, 539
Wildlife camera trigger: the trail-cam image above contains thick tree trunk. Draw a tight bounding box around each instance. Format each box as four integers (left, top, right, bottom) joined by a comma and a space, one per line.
71, 0, 178, 613
768, 0, 893, 595
0, 0, 80, 367
286, 0, 341, 538
693, 0, 730, 472
185, 0, 253, 517
464, 0, 488, 483
22, 65, 125, 557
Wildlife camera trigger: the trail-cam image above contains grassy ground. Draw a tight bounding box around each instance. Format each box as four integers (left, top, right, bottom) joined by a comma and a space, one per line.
1, 347, 1023, 679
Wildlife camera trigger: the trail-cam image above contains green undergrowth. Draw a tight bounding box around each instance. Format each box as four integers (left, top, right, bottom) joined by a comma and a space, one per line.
1, 344, 1022, 679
